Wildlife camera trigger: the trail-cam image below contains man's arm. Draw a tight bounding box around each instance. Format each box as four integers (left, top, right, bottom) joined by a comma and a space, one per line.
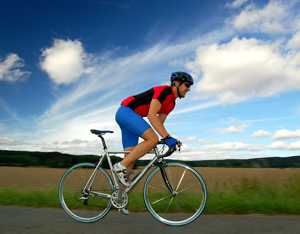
158, 113, 167, 124
147, 99, 169, 139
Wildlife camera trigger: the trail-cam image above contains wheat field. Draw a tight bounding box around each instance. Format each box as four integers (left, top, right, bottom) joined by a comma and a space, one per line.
1, 166, 300, 191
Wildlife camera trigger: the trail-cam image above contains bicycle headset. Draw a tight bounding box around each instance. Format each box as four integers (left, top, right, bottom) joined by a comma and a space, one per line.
170, 71, 194, 99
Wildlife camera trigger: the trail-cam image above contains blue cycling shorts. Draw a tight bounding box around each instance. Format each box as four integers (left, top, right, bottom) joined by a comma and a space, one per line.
115, 105, 151, 149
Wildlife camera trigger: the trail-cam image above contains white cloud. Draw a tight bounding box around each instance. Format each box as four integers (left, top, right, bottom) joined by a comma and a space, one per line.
287, 140, 300, 150
208, 124, 250, 134
286, 31, 300, 50
0, 136, 29, 146
34, 103, 120, 148
186, 36, 300, 104
180, 136, 221, 145
218, 117, 238, 124
225, 0, 249, 8
0, 53, 31, 82
180, 144, 199, 153
172, 101, 220, 115
271, 129, 300, 140
228, 117, 237, 122
267, 141, 287, 149
250, 129, 271, 138
185, 136, 197, 142
0, 97, 23, 122
229, 0, 290, 33
219, 124, 249, 134
201, 142, 264, 151
40, 39, 94, 85
61, 139, 89, 145
168, 150, 268, 161
198, 138, 222, 145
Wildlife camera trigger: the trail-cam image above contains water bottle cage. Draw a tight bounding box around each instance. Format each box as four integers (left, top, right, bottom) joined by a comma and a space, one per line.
127, 171, 141, 182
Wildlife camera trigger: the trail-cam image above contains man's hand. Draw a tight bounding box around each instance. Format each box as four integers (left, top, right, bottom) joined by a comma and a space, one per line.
164, 136, 180, 148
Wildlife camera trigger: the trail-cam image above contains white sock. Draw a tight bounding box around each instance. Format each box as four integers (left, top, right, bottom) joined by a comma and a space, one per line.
118, 162, 127, 170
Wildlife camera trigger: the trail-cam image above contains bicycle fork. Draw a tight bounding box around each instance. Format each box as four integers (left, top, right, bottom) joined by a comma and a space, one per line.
158, 161, 176, 196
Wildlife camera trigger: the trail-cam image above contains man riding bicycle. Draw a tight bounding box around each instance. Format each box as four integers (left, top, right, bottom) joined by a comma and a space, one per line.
113, 71, 194, 214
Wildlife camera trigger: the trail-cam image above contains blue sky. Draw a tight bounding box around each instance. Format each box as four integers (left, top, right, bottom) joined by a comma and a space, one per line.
1, 0, 300, 161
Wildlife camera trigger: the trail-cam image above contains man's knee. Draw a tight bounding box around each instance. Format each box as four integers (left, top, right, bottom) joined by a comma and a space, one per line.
149, 135, 159, 148
142, 128, 159, 147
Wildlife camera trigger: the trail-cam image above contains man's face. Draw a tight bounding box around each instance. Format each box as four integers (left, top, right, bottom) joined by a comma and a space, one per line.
178, 82, 191, 98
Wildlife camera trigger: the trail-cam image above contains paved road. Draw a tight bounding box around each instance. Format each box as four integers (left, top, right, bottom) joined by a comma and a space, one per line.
1, 206, 299, 234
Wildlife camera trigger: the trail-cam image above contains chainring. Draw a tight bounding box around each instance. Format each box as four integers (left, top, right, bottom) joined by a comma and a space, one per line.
110, 190, 129, 209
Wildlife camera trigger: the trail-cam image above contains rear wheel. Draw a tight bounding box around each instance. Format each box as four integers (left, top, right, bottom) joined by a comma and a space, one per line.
58, 163, 113, 222
143, 163, 207, 226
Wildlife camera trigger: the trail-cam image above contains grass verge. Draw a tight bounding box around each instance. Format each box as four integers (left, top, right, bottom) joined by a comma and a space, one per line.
1, 176, 299, 215
205, 176, 300, 215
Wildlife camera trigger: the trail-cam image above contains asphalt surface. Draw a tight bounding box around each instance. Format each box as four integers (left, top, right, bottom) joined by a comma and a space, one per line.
1, 206, 300, 234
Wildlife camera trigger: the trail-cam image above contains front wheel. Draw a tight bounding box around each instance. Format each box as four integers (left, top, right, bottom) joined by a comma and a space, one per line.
58, 163, 113, 222
143, 163, 207, 226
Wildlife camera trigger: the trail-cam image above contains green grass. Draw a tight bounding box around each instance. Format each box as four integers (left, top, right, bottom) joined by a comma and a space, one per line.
205, 176, 300, 215
1, 176, 300, 215
0, 186, 60, 208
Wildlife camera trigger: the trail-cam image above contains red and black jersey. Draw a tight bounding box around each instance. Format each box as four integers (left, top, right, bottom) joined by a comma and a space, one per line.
121, 85, 176, 117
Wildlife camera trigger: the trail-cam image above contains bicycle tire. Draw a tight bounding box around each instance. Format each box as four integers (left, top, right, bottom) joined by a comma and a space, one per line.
143, 162, 207, 226
58, 163, 113, 222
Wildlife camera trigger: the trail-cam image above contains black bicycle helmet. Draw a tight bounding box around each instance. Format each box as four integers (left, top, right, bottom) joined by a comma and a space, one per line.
170, 71, 194, 85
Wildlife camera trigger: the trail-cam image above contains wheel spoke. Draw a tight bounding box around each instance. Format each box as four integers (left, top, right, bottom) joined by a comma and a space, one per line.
164, 196, 174, 213
147, 184, 166, 191
175, 169, 186, 191
176, 182, 201, 195
151, 193, 173, 205
176, 194, 200, 210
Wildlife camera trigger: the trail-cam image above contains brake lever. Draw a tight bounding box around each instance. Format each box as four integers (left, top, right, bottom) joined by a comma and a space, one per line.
176, 141, 182, 153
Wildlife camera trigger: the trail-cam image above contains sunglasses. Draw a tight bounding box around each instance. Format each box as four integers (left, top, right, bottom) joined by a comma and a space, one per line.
184, 83, 191, 88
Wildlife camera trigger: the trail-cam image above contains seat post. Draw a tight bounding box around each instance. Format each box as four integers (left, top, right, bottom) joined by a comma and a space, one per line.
98, 134, 108, 150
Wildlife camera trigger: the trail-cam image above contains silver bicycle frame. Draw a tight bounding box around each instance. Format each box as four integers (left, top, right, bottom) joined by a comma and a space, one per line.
84, 147, 160, 196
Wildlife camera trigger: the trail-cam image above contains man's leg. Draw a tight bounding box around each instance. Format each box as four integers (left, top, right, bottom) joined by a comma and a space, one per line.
123, 146, 135, 174
120, 128, 159, 169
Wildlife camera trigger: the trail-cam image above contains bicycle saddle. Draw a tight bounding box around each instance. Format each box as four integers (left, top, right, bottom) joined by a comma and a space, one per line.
90, 129, 114, 134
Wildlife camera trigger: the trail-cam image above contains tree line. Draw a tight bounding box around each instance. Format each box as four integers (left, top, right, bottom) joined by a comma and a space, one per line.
0, 150, 300, 169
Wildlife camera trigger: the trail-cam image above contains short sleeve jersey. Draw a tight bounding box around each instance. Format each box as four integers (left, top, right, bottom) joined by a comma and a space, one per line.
121, 85, 176, 117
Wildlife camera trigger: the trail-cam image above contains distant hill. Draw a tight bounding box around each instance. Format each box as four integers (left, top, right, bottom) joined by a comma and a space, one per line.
0, 149, 300, 169
0, 150, 119, 169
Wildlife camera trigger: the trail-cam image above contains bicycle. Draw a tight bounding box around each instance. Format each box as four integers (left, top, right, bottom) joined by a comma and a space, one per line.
58, 129, 207, 226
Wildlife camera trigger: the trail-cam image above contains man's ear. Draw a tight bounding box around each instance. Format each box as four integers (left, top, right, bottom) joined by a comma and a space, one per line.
174, 80, 180, 87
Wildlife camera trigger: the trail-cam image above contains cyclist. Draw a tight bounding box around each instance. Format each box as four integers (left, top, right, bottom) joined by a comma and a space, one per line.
113, 71, 193, 213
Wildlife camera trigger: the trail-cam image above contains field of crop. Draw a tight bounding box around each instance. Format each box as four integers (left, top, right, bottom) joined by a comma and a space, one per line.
1, 166, 300, 214
1, 166, 300, 190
